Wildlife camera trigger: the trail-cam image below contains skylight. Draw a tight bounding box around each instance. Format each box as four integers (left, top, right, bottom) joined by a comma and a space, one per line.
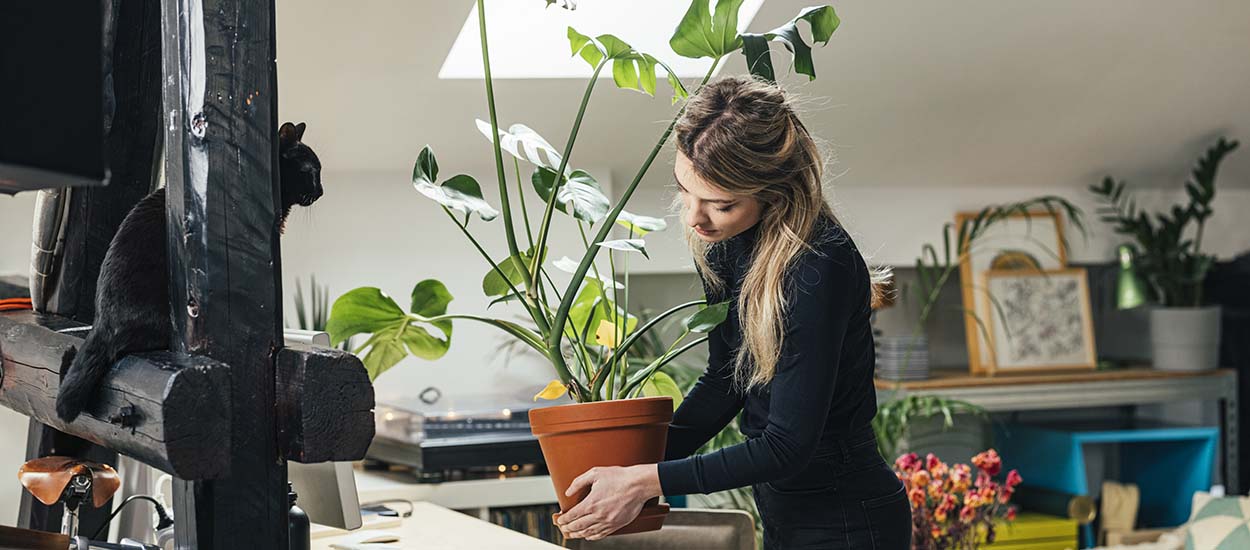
439, 0, 766, 79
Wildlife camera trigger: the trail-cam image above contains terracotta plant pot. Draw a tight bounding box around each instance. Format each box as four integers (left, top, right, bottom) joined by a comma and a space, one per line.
529, 396, 673, 536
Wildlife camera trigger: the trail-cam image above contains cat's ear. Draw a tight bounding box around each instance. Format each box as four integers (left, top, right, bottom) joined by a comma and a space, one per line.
279, 122, 298, 148
295, 122, 307, 141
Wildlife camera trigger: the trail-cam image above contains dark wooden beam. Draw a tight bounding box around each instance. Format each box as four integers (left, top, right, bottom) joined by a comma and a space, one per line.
277, 344, 376, 464
161, 0, 287, 547
18, 0, 164, 536
0, 311, 231, 479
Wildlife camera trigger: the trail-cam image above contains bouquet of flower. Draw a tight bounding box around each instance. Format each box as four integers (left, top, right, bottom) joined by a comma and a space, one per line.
894, 449, 1023, 550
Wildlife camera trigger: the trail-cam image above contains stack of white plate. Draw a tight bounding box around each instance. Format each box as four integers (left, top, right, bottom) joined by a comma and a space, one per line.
875, 335, 930, 381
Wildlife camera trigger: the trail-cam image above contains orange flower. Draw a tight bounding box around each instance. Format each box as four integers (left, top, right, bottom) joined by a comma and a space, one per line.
972, 449, 1003, 476
960, 505, 976, 523
1006, 507, 1017, 521
926, 453, 943, 472
935, 506, 948, 523
911, 470, 932, 488
909, 487, 927, 508
931, 526, 942, 540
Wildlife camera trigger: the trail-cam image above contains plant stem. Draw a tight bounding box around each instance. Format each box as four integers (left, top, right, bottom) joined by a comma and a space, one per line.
477, 0, 528, 290
617, 299, 706, 357
441, 206, 560, 373
551, 58, 722, 363
515, 157, 535, 250
528, 61, 609, 299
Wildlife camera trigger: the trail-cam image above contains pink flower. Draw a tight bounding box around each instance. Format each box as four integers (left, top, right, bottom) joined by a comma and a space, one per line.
1006, 507, 1017, 521
972, 449, 1003, 476
895, 453, 921, 473
999, 486, 1015, 504
960, 505, 976, 523
1006, 469, 1023, 488
926, 453, 943, 472
975, 471, 992, 490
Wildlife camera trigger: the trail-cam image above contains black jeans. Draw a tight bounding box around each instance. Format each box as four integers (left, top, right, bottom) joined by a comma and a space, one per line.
751, 428, 912, 549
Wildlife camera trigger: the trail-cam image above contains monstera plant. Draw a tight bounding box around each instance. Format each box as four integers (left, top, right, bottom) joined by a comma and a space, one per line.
326, 0, 842, 404
327, 0, 843, 536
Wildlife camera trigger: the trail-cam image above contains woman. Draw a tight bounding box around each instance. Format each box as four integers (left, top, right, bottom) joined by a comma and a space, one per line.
554, 76, 912, 549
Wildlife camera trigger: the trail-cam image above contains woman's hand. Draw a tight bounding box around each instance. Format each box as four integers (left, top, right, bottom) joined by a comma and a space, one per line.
555, 464, 663, 541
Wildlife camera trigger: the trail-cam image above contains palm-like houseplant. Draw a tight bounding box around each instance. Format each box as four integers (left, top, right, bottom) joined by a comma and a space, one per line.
1088, 137, 1239, 371
325, 0, 844, 536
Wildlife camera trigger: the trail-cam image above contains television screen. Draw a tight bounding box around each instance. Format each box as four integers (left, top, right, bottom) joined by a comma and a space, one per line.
0, 2, 107, 194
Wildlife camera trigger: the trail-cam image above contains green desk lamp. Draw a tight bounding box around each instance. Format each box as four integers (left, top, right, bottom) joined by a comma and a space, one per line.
1115, 244, 1147, 310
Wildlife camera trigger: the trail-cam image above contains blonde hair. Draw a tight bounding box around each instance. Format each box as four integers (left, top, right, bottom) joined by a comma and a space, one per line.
670, 75, 888, 391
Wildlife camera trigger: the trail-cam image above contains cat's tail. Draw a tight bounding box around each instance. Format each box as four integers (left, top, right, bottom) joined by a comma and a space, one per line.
55, 331, 113, 422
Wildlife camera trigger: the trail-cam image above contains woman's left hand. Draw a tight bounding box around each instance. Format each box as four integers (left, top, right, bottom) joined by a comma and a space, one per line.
556, 464, 663, 541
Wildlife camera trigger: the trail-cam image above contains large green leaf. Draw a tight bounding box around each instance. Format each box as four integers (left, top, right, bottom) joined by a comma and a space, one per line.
596, 238, 649, 259
641, 371, 684, 411
355, 325, 409, 381
482, 246, 548, 297
326, 287, 407, 346
411, 279, 454, 337
474, 120, 566, 174
412, 146, 500, 221
400, 324, 450, 361
531, 167, 611, 223
669, 0, 746, 59
328, 286, 452, 381
567, 279, 637, 342
568, 27, 689, 103
683, 300, 730, 333
740, 6, 840, 81
615, 210, 668, 235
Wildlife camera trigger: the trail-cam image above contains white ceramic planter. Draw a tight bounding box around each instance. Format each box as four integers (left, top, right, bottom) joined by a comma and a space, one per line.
1150, 306, 1222, 371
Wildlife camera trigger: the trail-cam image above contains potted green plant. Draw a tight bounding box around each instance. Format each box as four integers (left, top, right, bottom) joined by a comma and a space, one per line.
1089, 137, 1239, 371
325, 0, 842, 535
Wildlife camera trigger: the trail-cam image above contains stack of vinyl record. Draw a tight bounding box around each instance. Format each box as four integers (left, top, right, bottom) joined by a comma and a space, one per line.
875, 335, 930, 381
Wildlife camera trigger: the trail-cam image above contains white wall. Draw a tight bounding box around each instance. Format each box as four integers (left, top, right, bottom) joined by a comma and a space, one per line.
3, 170, 1248, 522
619, 162, 1250, 273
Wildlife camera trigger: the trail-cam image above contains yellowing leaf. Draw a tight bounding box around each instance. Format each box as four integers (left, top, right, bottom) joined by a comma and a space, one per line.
533, 380, 569, 402
594, 319, 618, 347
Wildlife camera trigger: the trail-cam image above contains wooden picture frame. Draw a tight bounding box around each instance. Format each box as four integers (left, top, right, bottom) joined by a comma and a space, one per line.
983, 268, 1097, 374
956, 210, 1068, 375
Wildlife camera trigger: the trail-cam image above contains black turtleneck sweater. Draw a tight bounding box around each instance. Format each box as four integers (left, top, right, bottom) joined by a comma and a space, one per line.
656, 215, 878, 496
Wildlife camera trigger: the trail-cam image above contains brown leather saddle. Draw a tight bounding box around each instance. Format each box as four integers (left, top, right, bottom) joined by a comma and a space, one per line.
17, 457, 120, 509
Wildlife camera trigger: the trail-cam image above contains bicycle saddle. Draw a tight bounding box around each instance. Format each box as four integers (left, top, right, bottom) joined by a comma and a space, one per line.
18, 457, 120, 509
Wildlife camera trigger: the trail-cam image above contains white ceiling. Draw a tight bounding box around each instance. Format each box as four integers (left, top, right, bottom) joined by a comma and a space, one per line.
274, 0, 1250, 190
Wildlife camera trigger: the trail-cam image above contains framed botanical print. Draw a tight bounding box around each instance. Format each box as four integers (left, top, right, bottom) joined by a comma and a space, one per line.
982, 268, 1097, 373
956, 210, 1069, 374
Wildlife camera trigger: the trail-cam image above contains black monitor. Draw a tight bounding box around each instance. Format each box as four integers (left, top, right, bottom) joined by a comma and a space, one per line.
0, 2, 108, 194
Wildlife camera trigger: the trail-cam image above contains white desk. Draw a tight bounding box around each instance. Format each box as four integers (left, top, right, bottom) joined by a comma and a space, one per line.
311, 469, 563, 549
313, 501, 562, 549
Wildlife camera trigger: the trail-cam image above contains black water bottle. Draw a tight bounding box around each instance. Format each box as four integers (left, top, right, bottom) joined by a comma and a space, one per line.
288, 483, 310, 550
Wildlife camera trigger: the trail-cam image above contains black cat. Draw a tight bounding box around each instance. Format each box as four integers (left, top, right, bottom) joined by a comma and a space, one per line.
55, 121, 323, 422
